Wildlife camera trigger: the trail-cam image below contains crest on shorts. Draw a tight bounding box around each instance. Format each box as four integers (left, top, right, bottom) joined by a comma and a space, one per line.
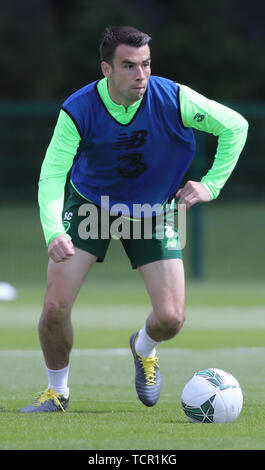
62, 221, 71, 232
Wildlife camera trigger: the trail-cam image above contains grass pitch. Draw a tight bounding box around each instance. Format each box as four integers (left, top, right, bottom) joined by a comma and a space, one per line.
0, 202, 264, 450
1, 347, 265, 450
1, 281, 265, 451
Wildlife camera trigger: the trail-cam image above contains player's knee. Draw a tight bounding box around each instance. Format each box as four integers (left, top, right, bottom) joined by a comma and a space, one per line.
157, 304, 185, 338
41, 300, 70, 328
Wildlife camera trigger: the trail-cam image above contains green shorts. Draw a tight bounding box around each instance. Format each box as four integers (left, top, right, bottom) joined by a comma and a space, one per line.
62, 185, 182, 269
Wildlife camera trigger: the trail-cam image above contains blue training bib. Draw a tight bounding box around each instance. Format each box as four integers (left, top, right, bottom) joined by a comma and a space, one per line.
62, 75, 195, 217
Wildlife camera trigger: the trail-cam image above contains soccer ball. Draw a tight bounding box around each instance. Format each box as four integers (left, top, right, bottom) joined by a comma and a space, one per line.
181, 368, 243, 423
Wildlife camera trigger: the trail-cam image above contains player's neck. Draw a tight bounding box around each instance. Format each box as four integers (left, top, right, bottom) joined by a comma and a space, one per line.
107, 80, 139, 110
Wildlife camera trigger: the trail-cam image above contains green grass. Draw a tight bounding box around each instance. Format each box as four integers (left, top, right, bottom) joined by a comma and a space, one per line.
1, 284, 265, 450
0, 202, 265, 450
1, 282, 265, 351
1, 347, 265, 450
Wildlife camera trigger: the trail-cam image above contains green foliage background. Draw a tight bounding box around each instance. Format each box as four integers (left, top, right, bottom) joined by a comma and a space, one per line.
1, 0, 264, 101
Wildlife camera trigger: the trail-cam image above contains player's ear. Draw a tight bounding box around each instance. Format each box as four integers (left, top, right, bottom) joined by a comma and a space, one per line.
101, 61, 113, 78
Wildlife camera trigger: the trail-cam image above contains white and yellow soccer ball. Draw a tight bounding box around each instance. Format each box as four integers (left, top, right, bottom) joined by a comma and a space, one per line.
181, 368, 243, 423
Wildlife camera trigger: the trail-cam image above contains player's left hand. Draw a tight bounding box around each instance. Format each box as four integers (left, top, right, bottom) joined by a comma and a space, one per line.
176, 180, 212, 210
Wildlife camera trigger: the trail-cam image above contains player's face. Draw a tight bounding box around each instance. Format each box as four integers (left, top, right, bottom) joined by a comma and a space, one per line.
101, 44, 151, 107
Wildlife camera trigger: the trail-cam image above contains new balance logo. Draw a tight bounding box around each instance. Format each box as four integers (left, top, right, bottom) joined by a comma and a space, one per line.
112, 130, 148, 150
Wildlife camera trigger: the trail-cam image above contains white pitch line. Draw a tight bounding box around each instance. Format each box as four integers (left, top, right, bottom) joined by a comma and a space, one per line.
1, 347, 265, 358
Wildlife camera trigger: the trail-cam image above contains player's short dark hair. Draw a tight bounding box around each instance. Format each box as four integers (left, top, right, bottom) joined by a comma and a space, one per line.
99, 26, 151, 63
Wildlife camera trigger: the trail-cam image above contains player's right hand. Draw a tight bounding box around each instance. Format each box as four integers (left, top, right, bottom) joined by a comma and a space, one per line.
48, 235, 75, 263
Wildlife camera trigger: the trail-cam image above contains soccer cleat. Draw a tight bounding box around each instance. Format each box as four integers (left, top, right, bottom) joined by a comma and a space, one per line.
20, 388, 69, 413
129, 331, 161, 407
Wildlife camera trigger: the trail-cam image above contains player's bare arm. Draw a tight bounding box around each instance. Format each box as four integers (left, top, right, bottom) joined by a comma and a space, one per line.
176, 180, 212, 210
48, 235, 75, 263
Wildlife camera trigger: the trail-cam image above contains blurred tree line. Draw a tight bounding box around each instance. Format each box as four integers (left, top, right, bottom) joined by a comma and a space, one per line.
1, 0, 264, 102
0, 0, 264, 204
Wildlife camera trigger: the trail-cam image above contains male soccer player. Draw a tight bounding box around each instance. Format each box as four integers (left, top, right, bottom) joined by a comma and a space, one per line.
21, 26, 248, 412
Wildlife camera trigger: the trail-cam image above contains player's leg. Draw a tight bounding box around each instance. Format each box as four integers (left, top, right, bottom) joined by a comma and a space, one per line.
20, 248, 97, 413
139, 258, 185, 343
38, 187, 110, 386
129, 258, 185, 407
20, 185, 113, 412
124, 205, 185, 406
39, 247, 97, 370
